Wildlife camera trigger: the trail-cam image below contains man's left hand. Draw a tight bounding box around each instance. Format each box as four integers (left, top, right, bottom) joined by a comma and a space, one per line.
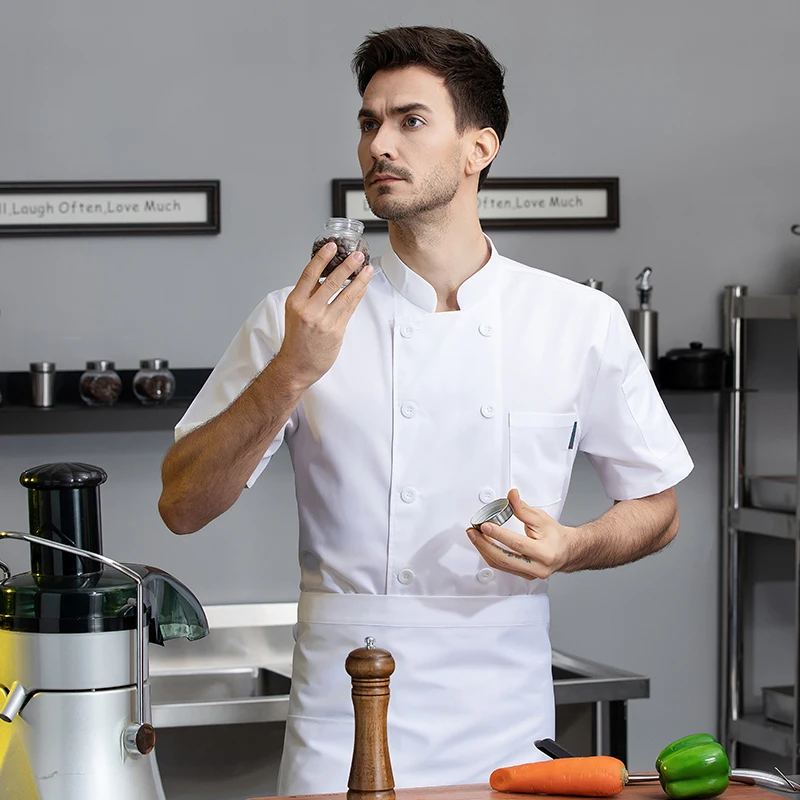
466, 488, 573, 580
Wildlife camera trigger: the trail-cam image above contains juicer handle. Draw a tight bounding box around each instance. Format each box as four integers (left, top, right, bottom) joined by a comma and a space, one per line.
0, 530, 155, 756
0, 560, 9, 583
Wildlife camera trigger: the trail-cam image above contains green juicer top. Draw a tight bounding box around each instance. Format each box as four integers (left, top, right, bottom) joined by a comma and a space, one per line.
0, 462, 208, 643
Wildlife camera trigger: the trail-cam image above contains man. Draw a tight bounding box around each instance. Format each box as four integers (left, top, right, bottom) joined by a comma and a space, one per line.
159, 26, 693, 795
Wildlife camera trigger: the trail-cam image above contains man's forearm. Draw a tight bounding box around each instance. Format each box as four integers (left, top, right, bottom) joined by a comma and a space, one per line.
562, 488, 679, 572
158, 354, 307, 534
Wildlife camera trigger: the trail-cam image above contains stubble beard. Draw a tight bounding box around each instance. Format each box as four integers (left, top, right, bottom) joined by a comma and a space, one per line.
366, 160, 461, 224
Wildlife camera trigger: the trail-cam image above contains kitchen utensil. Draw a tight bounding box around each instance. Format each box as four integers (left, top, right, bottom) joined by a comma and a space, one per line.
658, 342, 725, 390
0, 462, 209, 800
628, 268, 658, 374
346, 636, 395, 800
470, 498, 513, 530
534, 738, 576, 760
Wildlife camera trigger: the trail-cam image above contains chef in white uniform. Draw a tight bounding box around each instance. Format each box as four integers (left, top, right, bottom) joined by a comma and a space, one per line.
159, 26, 693, 796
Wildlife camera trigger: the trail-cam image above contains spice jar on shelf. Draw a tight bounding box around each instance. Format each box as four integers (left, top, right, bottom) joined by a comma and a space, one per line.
79, 360, 122, 407
310, 218, 370, 283
133, 359, 176, 405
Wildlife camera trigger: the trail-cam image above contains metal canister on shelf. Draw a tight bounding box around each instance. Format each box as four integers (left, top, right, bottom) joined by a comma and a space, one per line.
133, 359, 176, 406
79, 360, 122, 406
30, 362, 56, 408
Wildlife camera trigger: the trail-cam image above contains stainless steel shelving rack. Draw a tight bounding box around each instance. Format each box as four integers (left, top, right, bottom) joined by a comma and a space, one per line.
721, 285, 800, 769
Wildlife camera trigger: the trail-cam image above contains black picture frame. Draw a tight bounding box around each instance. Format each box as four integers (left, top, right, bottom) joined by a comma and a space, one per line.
332, 177, 619, 231
0, 180, 221, 236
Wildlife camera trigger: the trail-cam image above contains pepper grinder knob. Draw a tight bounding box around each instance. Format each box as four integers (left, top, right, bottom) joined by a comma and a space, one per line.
345, 636, 396, 800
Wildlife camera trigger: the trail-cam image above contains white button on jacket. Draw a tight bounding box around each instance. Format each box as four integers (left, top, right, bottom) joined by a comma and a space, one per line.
397, 568, 415, 585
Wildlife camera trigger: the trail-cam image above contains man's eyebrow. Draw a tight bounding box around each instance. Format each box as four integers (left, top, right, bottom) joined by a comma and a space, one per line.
357, 102, 433, 120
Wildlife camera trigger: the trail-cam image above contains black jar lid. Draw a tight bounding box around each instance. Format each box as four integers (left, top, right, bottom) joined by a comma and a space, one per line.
663, 342, 724, 361
20, 462, 108, 490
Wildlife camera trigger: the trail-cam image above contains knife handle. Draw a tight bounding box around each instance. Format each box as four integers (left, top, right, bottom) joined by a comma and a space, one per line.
534, 738, 576, 760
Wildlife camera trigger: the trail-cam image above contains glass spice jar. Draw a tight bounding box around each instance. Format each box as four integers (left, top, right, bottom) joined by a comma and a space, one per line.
310, 218, 370, 283
79, 360, 122, 407
133, 359, 176, 405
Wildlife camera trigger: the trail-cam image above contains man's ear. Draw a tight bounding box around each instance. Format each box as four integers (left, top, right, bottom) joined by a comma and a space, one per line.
465, 128, 500, 177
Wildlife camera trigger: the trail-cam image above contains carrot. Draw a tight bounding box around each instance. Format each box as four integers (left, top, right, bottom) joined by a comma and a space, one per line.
489, 755, 628, 796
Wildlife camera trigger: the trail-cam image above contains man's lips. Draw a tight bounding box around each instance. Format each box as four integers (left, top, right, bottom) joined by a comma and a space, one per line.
370, 174, 404, 185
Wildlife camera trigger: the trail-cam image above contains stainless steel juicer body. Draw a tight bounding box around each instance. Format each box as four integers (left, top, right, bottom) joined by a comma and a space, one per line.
0, 462, 208, 800
0, 534, 166, 800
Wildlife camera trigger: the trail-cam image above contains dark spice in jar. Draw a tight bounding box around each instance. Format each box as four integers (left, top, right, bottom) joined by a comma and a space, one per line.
134, 374, 174, 402
80, 374, 122, 404
79, 360, 122, 407
311, 236, 370, 279
133, 358, 176, 405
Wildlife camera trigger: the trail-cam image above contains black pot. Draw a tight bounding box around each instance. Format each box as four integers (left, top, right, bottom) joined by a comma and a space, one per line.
657, 342, 726, 390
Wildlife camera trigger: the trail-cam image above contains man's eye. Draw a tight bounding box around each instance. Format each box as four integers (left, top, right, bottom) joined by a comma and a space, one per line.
361, 120, 378, 132
406, 117, 423, 128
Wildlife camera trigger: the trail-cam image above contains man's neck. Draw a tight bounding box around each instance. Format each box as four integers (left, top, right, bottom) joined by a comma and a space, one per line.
388, 209, 490, 313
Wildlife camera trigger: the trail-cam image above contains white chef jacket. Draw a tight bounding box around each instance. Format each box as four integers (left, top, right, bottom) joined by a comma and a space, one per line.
176, 237, 694, 598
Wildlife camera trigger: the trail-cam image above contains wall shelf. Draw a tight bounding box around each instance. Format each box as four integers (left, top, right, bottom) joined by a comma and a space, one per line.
0, 368, 212, 436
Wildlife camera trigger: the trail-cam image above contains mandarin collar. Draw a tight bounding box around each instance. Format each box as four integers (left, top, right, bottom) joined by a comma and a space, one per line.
378, 235, 501, 313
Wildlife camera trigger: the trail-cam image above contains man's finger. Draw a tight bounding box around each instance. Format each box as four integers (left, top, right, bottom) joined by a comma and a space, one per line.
508, 488, 549, 528
478, 521, 539, 553
296, 242, 338, 294
466, 529, 536, 580
329, 260, 374, 319
312, 251, 367, 304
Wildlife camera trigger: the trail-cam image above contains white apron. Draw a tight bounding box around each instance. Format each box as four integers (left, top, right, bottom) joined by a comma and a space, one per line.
277, 592, 554, 795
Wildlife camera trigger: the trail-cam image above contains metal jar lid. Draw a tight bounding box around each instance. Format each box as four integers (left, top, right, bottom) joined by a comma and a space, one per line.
30, 362, 56, 373
139, 358, 170, 370
470, 498, 513, 530
86, 360, 116, 371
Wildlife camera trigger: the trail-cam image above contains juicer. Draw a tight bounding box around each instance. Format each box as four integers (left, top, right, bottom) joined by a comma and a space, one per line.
0, 462, 209, 799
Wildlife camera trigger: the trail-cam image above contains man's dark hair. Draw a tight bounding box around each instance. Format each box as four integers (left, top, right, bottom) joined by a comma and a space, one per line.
351, 26, 509, 188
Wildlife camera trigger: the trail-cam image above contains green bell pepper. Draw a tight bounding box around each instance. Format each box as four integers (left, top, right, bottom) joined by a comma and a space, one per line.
655, 734, 730, 800
655, 733, 717, 772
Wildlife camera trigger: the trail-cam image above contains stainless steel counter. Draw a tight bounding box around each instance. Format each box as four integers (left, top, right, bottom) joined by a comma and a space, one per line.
149, 602, 648, 759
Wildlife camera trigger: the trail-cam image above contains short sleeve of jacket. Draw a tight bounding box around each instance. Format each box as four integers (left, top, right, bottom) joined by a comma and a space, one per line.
579, 300, 693, 500
174, 290, 295, 488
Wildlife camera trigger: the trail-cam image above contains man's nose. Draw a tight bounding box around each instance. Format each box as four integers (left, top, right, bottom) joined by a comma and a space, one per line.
369, 123, 396, 160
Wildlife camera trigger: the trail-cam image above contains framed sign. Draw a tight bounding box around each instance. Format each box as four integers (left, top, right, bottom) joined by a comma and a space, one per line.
333, 177, 619, 231
0, 180, 220, 236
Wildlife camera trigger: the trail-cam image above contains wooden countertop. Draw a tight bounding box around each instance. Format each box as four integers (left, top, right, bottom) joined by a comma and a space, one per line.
251, 782, 782, 800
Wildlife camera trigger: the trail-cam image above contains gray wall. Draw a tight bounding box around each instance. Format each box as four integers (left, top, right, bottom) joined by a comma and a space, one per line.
2, 0, 800, 780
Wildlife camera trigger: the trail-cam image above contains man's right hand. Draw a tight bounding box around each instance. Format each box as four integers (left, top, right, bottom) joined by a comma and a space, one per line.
275, 242, 374, 389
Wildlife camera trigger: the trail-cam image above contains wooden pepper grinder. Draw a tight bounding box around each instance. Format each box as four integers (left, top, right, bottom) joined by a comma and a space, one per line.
345, 636, 396, 800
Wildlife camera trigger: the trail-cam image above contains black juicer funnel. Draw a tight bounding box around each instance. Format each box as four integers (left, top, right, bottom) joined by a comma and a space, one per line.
19, 462, 108, 578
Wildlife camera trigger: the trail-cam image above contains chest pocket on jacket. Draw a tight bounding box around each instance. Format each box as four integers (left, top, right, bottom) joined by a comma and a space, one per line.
509, 411, 576, 511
